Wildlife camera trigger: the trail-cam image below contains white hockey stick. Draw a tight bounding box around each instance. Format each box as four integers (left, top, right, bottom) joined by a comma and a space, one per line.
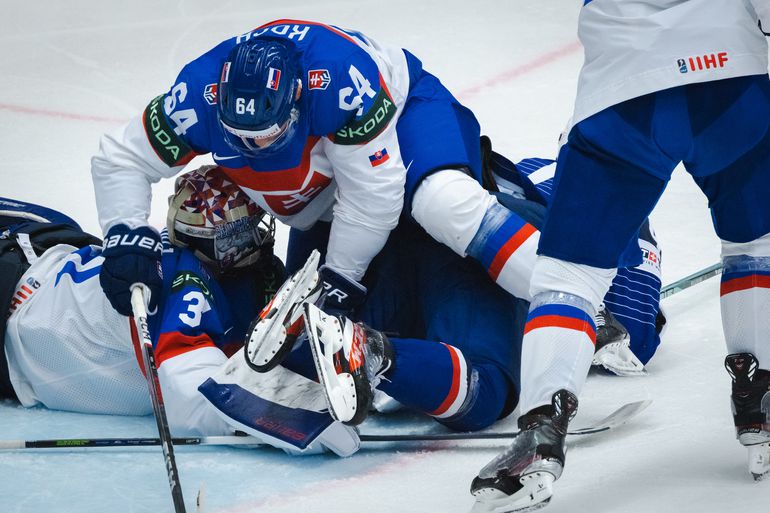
130, 285, 188, 513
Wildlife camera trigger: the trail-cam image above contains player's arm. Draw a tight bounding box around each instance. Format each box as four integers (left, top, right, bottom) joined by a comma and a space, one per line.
321, 53, 405, 283
152, 257, 233, 436
92, 55, 223, 315
91, 68, 207, 232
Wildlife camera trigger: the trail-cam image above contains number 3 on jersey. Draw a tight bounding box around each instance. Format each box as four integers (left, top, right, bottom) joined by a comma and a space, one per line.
179, 290, 211, 328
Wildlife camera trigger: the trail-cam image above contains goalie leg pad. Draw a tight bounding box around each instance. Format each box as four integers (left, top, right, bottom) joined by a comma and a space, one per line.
199, 347, 359, 457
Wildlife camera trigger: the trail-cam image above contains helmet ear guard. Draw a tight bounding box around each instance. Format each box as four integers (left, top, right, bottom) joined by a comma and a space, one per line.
166, 165, 276, 273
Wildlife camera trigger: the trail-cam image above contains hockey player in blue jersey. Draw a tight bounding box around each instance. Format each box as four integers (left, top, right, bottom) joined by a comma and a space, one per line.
91, 20, 596, 361
248, 140, 666, 430
470, 2, 770, 512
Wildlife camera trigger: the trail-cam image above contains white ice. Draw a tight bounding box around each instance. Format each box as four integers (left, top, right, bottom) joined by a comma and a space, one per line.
0, 1, 767, 512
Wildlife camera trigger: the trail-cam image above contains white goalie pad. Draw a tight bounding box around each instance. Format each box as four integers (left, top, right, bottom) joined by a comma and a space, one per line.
592, 335, 646, 376
198, 347, 360, 457
303, 303, 359, 424
245, 249, 323, 372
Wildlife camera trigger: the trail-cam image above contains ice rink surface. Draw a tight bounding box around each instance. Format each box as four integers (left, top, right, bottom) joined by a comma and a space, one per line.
1, 1, 768, 512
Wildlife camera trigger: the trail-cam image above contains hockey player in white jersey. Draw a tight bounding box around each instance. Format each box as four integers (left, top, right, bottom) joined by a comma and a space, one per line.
470, 2, 770, 512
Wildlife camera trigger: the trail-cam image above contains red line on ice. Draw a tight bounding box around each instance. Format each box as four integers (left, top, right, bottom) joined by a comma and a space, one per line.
0, 103, 128, 124
457, 40, 582, 100
0, 40, 581, 125
221, 446, 448, 513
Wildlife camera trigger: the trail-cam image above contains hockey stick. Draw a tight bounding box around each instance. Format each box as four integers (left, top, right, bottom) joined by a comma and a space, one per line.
659, 263, 722, 299
130, 285, 188, 513
0, 399, 650, 450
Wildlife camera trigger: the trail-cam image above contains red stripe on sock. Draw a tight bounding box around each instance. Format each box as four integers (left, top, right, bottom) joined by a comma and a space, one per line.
488, 224, 537, 281
524, 315, 596, 345
720, 275, 770, 296
431, 344, 462, 416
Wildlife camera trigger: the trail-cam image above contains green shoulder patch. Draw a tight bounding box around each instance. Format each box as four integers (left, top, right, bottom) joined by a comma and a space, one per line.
170, 271, 213, 300
334, 89, 396, 145
142, 94, 197, 167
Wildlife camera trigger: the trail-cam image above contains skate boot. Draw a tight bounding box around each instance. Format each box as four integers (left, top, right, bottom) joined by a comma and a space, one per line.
470, 390, 578, 513
244, 250, 323, 372
725, 353, 770, 480
303, 302, 393, 425
592, 305, 645, 376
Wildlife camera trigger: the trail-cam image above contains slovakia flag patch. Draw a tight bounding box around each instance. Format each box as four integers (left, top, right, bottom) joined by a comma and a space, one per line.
267, 67, 281, 90
368, 148, 389, 167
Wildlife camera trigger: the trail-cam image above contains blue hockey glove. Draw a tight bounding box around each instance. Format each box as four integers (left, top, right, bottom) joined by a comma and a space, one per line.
99, 224, 163, 316
318, 265, 367, 318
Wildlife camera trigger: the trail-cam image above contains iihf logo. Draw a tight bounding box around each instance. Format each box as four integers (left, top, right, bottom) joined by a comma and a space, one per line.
678, 52, 729, 74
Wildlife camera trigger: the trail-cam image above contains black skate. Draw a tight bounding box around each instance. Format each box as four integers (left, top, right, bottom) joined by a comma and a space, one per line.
470, 390, 578, 513
725, 353, 770, 480
303, 302, 392, 425
592, 306, 645, 376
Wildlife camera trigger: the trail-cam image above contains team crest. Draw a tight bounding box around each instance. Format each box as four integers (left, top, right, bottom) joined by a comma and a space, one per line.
267, 67, 281, 90
203, 83, 218, 105
308, 69, 331, 90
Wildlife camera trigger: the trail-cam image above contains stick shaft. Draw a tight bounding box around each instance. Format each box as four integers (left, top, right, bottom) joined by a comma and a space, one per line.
131, 286, 187, 513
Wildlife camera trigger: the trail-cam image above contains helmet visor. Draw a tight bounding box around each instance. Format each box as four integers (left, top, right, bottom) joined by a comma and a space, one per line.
220, 107, 299, 157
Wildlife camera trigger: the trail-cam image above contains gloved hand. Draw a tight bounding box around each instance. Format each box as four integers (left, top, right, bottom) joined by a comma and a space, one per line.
99, 224, 163, 316
318, 265, 367, 318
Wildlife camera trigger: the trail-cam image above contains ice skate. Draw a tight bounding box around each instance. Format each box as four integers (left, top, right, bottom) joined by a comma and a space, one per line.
592, 306, 645, 376
244, 250, 323, 372
725, 353, 770, 480
470, 390, 578, 513
303, 302, 392, 425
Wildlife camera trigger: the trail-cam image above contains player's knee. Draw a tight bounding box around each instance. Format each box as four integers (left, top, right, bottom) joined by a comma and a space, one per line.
530, 255, 616, 310
436, 364, 510, 432
721, 232, 770, 259
411, 168, 496, 255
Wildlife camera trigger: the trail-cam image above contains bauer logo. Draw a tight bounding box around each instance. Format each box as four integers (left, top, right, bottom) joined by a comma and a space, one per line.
203, 83, 218, 105
308, 69, 331, 90
678, 52, 728, 74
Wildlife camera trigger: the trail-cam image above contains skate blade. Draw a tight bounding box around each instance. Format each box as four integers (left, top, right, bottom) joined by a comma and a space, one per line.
471, 472, 554, 513
304, 302, 358, 423
245, 250, 321, 371
592, 340, 646, 376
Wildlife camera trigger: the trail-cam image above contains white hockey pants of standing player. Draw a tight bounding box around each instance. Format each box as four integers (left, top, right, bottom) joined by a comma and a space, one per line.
517, 256, 617, 414
720, 233, 770, 369
411, 169, 539, 301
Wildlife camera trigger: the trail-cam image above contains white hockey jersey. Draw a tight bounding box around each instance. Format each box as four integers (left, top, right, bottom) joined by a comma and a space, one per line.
574, 0, 769, 124
4, 244, 151, 415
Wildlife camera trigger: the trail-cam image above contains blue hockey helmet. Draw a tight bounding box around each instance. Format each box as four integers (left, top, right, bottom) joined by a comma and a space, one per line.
218, 38, 302, 157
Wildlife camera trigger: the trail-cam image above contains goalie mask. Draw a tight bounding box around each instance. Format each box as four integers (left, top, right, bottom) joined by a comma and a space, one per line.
167, 165, 275, 273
